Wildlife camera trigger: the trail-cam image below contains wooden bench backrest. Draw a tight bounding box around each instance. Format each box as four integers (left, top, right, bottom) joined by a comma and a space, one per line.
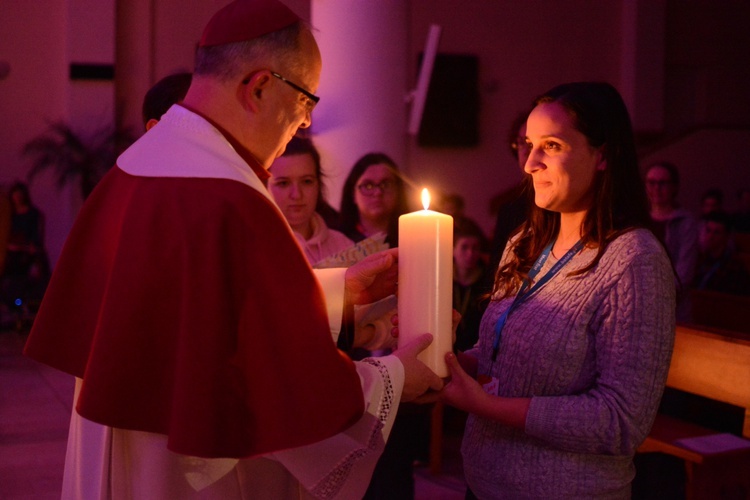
736, 251, 750, 275
734, 232, 750, 253
668, 325, 750, 437
689, 289, 750, 334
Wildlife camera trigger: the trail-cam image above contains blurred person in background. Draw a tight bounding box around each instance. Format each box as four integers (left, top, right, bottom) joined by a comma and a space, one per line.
693, 210, 750, 295
452, 216, 490, 352
339, 152, 409, 248
142, 72, 192, 130
269, 136, 353, 265
645, 160, 698, 321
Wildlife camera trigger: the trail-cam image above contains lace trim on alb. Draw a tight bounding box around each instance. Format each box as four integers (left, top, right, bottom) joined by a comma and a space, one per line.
309, 358, 394, 498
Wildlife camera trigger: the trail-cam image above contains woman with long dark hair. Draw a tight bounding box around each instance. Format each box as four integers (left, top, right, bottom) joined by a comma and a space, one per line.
441, 82, 675, 498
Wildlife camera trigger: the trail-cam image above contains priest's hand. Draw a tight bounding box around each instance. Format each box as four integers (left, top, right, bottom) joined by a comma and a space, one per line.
344, 248, 398, 306
393, 333, 444, 402
353, 295, 398, 350
390, 309, 462, 346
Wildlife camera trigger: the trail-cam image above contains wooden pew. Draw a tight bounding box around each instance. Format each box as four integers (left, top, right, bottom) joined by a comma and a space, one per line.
736, 251, 750, 275
734, 232, 750, 253
689, 288, 750, 334
638, 325, 750, 499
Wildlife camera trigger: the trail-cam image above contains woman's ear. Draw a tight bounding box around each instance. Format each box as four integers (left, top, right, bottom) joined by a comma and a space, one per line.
596, 148, 607, 171
240, 71, 271, 113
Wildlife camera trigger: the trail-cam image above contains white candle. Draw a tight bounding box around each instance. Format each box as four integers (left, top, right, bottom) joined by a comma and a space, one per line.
398, 188, 453, 377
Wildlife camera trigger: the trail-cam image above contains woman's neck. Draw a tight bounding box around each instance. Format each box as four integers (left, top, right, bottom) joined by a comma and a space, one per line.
292, 220, 313, 240
553, 212, 585, 258
358, 216, 389, 237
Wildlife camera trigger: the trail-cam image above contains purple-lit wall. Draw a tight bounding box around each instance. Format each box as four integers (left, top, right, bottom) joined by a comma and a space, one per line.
1, 1, 748, 267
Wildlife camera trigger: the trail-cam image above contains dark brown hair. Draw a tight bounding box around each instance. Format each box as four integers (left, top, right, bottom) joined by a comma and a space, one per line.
492, 82, 651, 299
142, 72, 192, 125
279, 135, 330, 213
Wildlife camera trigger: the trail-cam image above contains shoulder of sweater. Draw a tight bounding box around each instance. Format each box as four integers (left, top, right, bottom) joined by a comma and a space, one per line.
586, 228, 667, 270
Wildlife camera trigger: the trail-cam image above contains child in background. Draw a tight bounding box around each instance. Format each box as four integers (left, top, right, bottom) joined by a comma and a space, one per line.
452, 216, 489, 352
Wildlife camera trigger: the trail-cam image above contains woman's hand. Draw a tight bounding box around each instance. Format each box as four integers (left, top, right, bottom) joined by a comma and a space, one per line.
440, 352, 488, 414
442, 352, 530, 429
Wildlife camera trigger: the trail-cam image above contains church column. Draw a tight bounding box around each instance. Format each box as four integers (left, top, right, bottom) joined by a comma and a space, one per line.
619, 0, 666, 134
310, 1, 409, 209
114, 0, 155, 134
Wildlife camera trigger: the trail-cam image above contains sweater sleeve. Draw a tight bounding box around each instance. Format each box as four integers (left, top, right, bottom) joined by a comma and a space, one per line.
525, 244, 676, 455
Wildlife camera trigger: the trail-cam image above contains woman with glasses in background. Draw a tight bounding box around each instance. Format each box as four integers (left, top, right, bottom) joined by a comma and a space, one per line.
644, 160, 699, 321
340, 154, 423, 499
339, 153, 409, 248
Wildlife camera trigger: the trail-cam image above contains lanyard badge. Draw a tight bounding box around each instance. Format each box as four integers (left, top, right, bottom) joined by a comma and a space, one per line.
477, 238, 584, 395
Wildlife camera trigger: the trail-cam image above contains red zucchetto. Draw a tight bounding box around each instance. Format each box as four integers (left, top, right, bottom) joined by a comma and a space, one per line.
199, 0, 300, 47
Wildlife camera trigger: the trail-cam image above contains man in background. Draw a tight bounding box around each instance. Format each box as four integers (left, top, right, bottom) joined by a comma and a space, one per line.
141, 71, 192, 130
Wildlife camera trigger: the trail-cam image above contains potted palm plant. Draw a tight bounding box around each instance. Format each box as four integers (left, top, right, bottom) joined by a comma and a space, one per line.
23, 121, 135, 199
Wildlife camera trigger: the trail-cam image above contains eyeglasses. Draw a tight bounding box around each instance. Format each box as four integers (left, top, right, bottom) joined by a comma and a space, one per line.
357, 179, 396, 196
271, 72, 320, 112
646, 180, 673, 188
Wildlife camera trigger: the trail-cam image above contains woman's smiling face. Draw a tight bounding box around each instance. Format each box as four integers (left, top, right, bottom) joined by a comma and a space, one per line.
523, 101, 604, 216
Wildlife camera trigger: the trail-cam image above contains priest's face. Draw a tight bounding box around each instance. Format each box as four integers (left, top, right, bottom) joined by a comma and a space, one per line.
268, 152, 320, 237
266, 30, 322, 166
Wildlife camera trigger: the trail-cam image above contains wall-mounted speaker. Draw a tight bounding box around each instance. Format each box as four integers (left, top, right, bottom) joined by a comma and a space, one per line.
417, 53, 479, 148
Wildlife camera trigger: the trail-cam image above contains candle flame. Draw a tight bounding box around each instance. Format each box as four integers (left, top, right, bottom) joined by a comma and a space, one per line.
421, 188, 431, 210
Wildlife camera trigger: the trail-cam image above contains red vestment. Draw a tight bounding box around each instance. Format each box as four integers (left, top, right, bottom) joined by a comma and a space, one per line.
24, 166, 364, 459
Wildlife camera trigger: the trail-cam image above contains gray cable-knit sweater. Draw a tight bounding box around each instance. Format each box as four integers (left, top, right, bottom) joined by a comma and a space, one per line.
462, 229, 676, 499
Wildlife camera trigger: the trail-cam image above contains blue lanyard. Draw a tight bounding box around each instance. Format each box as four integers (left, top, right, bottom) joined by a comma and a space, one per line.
491, 238, 584, 362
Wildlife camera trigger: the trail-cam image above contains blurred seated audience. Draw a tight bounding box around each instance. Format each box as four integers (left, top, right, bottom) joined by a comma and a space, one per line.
0, 188, 10, 275
732, 187, 750, 234
693, 210, 750, 296
1, 181, 50, 327
699, 188, 724, 217
452, 216, 490, 352
645, 161, 699, 321
436, 192, 466, 218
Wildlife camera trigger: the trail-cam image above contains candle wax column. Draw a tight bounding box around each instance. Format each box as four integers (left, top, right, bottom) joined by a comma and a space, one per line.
398, 197, 453, 377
